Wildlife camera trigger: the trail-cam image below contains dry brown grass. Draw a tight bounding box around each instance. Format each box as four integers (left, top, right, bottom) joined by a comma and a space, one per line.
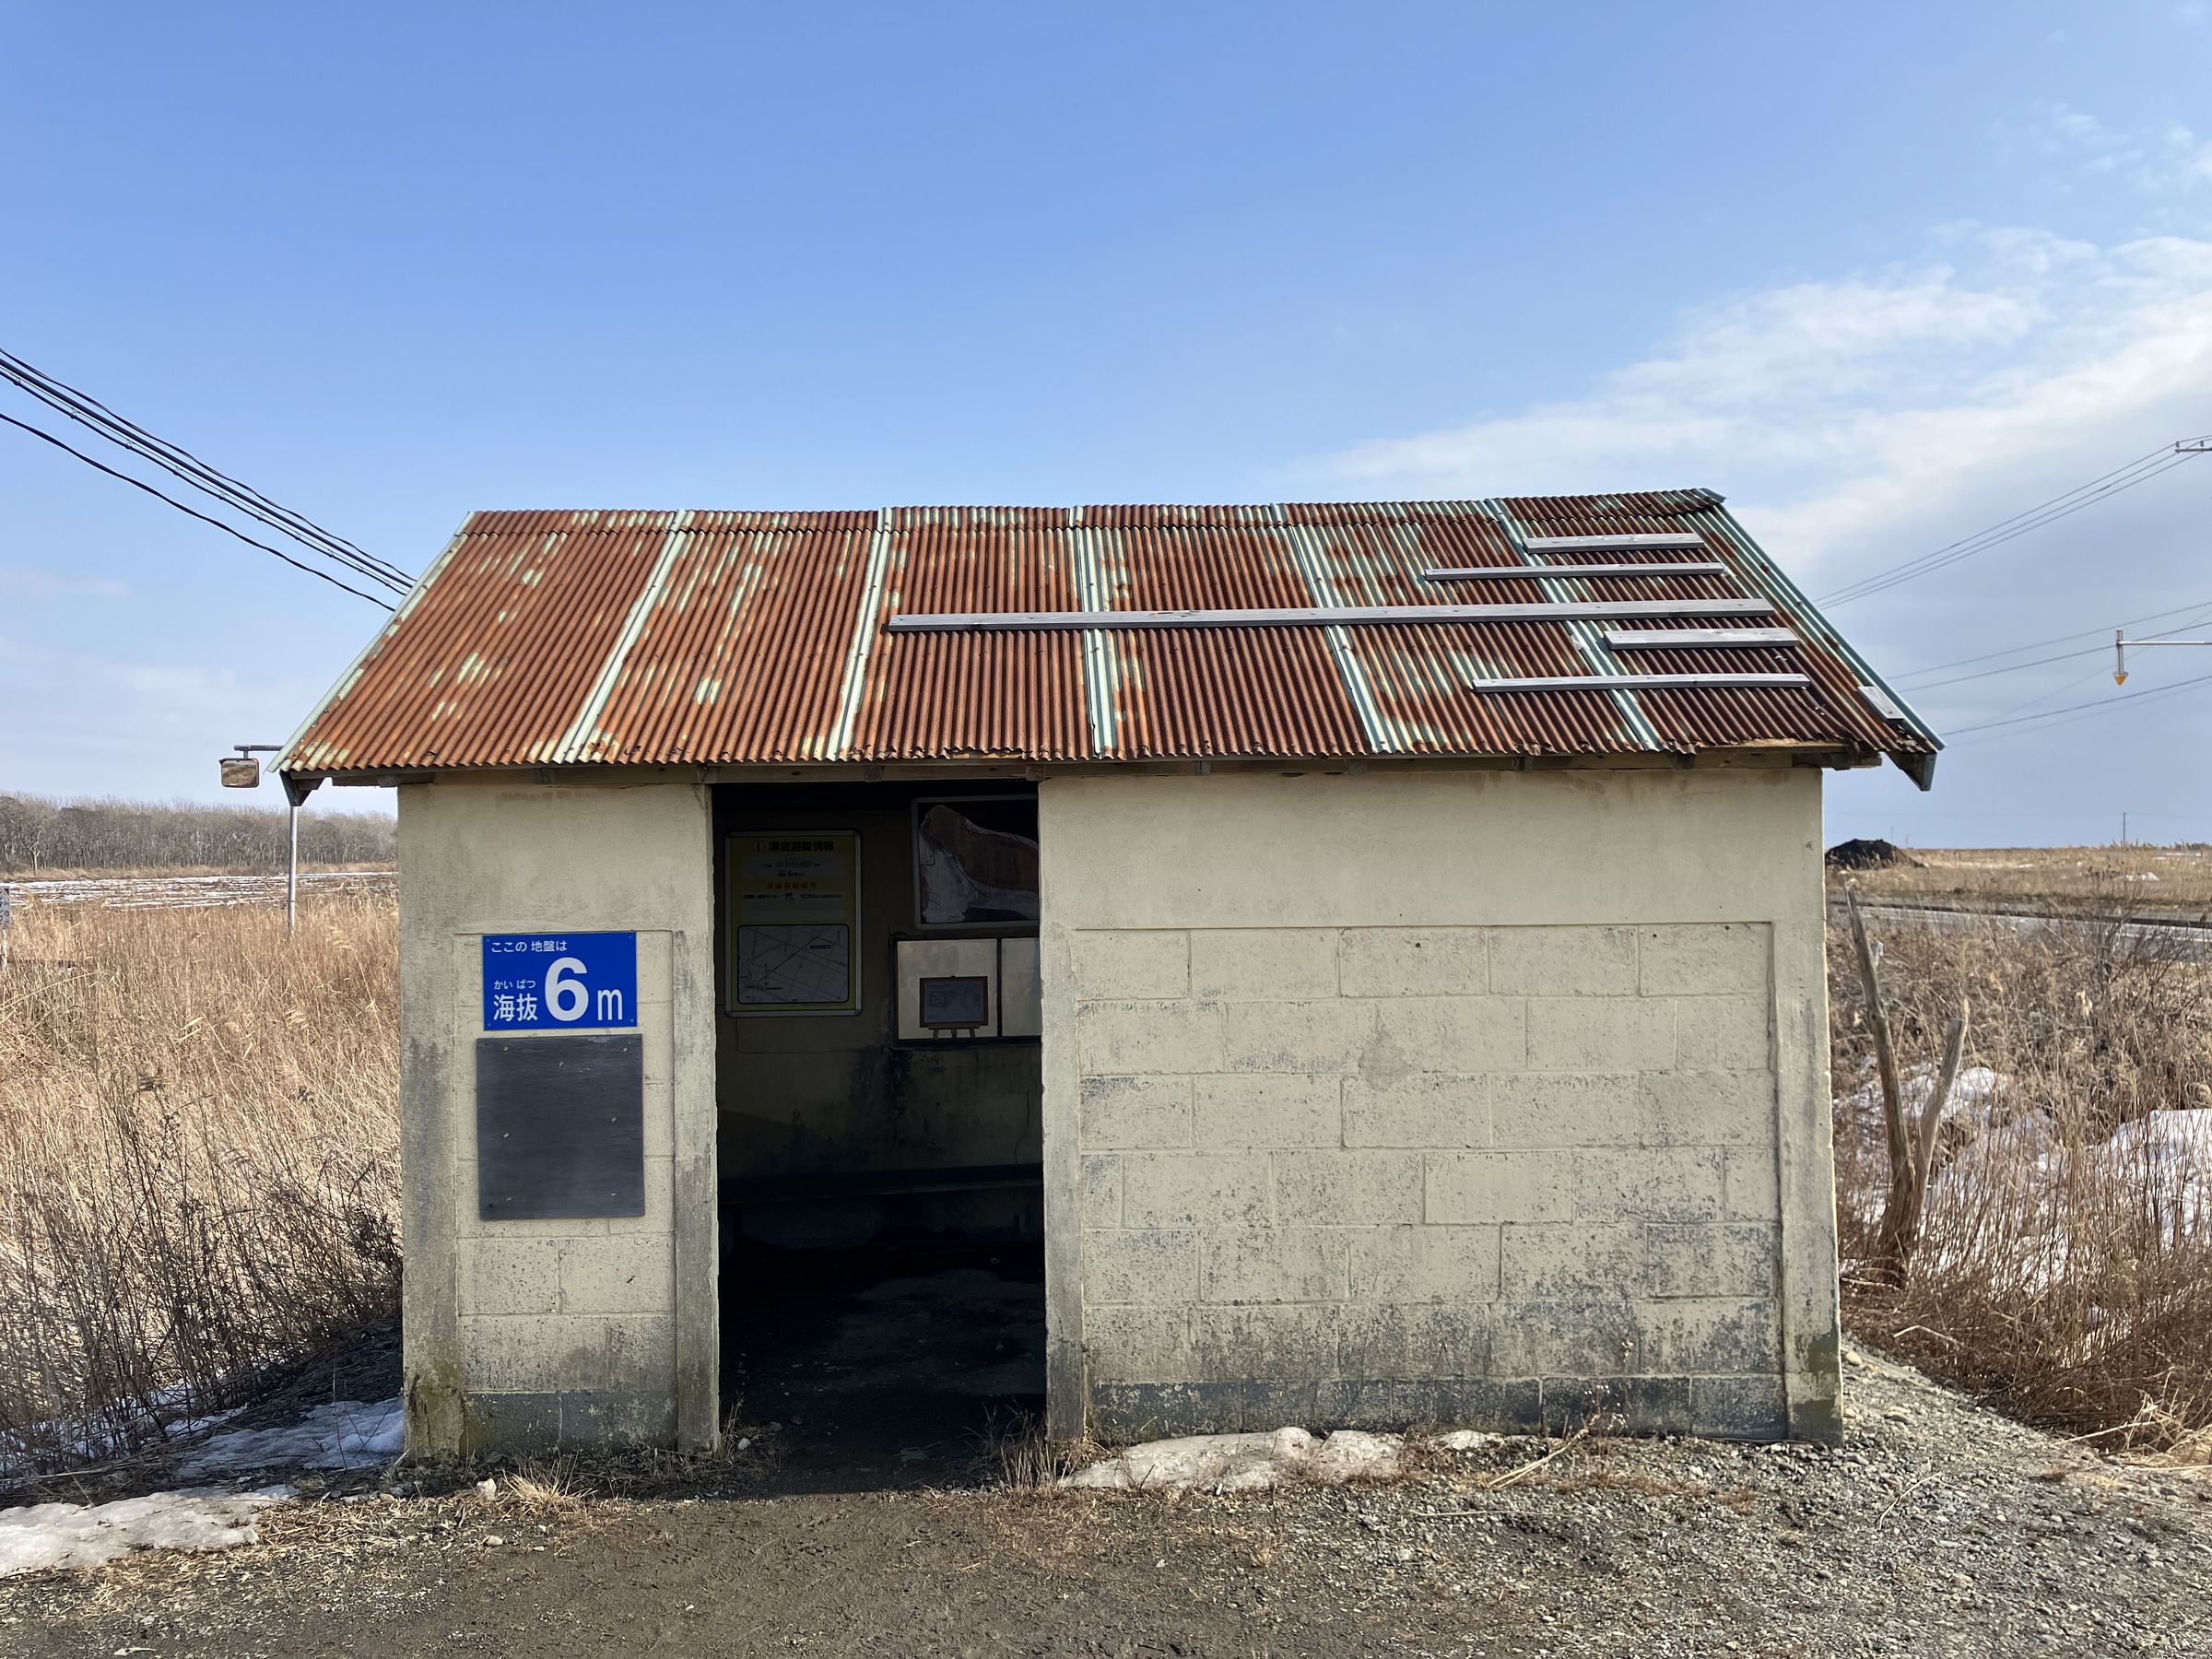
0, 893, 400, 1482
1830, 901, 2212, 1443
1837, 843, 2212, 915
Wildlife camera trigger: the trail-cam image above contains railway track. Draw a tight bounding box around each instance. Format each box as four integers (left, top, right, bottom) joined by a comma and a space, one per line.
1832, 896, 2212, 959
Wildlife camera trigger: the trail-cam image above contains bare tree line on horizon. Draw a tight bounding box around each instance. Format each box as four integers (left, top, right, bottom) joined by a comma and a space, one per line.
0, 792, 395, 876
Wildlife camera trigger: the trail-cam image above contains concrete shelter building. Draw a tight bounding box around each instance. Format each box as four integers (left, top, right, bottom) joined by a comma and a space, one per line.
278, 491, 1937, 1461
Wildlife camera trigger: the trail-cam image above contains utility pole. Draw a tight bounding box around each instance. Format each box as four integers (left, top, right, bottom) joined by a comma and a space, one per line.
219, 743, 297, 935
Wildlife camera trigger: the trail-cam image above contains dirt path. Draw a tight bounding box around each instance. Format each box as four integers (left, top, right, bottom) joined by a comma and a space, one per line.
7, 1347, 2208, 1657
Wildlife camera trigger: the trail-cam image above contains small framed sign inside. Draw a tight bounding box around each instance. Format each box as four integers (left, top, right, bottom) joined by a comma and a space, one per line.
918, 974, 990, 1031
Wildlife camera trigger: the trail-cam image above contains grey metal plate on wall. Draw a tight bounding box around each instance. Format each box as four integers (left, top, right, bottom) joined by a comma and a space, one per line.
476, 1034, 645, 1219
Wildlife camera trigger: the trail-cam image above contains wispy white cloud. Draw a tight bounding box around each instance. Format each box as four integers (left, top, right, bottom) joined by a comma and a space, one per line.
1319, 223, 2212, 585
2042, 104, 2212, 197
0, 566, 132, 601
0, 635, 312, 794
1311, 110, 2212, 841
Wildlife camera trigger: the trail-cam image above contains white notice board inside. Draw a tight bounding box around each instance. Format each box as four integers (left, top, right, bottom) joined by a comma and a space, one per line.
727, 830, 861, 1015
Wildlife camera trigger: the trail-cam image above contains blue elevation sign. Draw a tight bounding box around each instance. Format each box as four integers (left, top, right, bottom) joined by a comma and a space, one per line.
483, 933, 639, 1031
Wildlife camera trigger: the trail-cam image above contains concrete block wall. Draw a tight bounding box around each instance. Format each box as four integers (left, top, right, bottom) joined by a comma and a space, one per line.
1039, 768, 1840, 1444
397, 779, 719, 1457
1070, 921, 1784, 1438
452, 930, 680, 1445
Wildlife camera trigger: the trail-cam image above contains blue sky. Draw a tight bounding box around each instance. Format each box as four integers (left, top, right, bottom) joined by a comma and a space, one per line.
4, 2, 2211, 843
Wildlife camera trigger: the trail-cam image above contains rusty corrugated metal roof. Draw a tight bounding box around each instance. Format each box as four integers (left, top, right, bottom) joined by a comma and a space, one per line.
279, 491, 1940, 784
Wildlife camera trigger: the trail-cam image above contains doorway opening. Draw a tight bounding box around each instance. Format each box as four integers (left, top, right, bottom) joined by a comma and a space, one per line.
712, 781, 1045, 1488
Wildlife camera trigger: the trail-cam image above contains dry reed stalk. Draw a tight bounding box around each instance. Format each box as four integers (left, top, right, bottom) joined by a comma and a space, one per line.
1829, 908, 2212, 1443
0, 892, 399, 1481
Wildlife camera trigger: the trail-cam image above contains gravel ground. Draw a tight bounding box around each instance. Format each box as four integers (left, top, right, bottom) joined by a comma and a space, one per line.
5, 1344, 2207, 1656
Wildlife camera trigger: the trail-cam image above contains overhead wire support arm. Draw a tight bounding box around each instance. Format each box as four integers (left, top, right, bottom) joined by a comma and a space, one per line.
2113, 629, 2212, 686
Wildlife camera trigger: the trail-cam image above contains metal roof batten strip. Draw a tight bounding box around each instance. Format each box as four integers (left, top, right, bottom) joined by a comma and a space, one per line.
1521, 533, 1706, 552
1424, 562, 1732, 581
887, 599, 1773, 631
1605, 628, 1800, 649
1470, 673, 1813, 692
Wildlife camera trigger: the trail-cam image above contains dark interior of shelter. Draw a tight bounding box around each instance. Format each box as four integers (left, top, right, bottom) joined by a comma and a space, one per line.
712, 780, 1044, 1488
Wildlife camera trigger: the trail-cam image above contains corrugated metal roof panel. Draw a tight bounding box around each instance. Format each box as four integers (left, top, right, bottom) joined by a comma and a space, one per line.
280, 492, 1940, 781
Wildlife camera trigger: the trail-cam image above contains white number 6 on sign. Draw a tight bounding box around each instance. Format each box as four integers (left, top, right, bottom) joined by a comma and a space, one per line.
545, 956, 589, 1022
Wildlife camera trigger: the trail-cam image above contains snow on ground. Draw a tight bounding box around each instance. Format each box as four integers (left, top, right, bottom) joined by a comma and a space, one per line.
176, 1398, 403, 1480
1065, 1426, 1403, 1492
0, 1487, 291, 1577
0, 869, 394, 912
0, 1390, 245, 1485
2096, 1107, 2212, 1229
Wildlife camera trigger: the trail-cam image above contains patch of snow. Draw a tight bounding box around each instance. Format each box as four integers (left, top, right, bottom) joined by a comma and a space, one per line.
0, 1386, 247, 1484
0, 1486, 291, 1577
176, 1398, 403, 1479
1, 869, 394, 912
1434, 1429, 1502, 1452
2093, 1108, 2212, 1229
1063, 1426, 1400, 1492
2098, 1106, 2212, 1171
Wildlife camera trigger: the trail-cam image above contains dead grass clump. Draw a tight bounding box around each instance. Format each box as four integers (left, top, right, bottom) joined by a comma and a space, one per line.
1830, 911, 2212, 1441
981, 1410, 1096, 1491
507, 1459, 589, 1516
0, 895, 400, 1482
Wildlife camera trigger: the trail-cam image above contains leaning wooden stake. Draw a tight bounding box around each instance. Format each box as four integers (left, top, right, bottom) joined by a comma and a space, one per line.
1844, 885, 1969, 1287
1895, 1004, 1971, 1270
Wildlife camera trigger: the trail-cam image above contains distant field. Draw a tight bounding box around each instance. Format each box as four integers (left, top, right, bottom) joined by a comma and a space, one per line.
1834, 843, 2212, 916
1, 867, 394, 912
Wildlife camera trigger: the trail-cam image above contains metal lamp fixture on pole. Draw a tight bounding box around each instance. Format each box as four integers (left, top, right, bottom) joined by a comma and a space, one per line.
219, 743, 298, 936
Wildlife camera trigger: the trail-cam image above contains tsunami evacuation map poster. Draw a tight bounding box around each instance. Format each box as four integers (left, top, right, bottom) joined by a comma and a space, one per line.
729, 831, 861, 1015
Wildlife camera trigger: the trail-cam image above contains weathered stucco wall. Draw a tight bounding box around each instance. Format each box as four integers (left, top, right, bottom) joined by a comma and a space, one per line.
1037, 765, 1839, 1443
396, 778, 718, 1455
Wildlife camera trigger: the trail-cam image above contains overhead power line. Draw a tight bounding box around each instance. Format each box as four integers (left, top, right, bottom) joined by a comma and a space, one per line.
1900, 611, 2212, 690
1819, 440, 2207, 608
1894, 592, 2212, 682
0, 347, 413, 597
1947, 665, 2212, 740
1823, 443, 2191, 606
0, 409, 396, 609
